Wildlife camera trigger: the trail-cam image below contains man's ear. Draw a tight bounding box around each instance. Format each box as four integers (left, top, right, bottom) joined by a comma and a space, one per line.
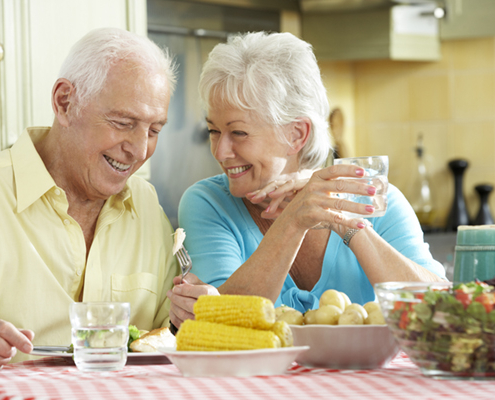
51, 78, 75, 127
287, 117, 311, 156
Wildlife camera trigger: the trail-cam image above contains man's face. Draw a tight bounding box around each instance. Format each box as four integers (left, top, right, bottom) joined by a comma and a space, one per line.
62, 61, 170, 201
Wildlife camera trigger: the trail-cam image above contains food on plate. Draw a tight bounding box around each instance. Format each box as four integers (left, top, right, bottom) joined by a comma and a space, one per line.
176, 320, 282, 351
315, 305, 343, 325
388, 280, 495, 373
270, 321, 294, 347
194, 294, 275, 330
365, 310, 386, 325
338, 309, 364, 325
363, 301, 382, 315
300, 291, 386, 326
319, 289, 346, 311
129, 327, 176, 352
172, 227, 186, 255
344, 303, 368, 320
178, 294, 293, 351
303, 309, 318, 325
275, 306, 304, 325
340, 291, 352, 308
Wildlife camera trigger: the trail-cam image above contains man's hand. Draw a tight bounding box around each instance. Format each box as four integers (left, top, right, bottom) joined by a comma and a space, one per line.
0, 320, 34, 366
167, 273, 219, 329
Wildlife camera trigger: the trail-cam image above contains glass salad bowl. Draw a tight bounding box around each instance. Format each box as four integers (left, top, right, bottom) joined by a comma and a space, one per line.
375, 281, 495, 380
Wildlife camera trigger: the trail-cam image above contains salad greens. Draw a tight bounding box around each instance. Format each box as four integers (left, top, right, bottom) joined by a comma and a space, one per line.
128, 324, 141, 350
390, 281, 495, 375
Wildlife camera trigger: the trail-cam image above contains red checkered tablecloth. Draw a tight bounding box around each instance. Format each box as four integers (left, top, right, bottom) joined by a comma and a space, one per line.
0, 353, 493, 400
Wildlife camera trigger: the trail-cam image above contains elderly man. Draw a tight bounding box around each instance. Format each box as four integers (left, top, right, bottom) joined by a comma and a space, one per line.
0, 27, 179, 365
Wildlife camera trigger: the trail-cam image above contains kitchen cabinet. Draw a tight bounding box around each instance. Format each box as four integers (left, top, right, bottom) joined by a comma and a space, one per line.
0, 0, 150, 177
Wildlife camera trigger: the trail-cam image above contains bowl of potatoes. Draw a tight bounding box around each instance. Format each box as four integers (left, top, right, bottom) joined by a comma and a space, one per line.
277, 289, 400, 370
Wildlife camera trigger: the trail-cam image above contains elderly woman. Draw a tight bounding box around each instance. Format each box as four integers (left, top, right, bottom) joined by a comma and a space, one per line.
167, 31, 445, 328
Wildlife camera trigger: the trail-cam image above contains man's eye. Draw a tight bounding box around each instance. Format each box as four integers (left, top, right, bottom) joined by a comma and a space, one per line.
114, 121, 130, 128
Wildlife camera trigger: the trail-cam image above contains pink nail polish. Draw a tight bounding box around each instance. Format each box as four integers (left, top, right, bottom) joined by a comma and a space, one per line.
265, 206, 271, 213
365, 206, 375, 213
367, 186, 376, 195
356, 168, 365, 176
357, 222, 366, 229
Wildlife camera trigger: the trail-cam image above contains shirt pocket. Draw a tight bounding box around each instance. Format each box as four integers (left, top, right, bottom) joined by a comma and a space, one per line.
111, 272, 158, 331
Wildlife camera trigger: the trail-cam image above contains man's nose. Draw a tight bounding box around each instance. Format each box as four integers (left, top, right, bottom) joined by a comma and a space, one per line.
124, 127, 149, 161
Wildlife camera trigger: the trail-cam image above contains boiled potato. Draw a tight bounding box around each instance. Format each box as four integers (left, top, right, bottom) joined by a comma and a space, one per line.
315, 305, 342, 325
340, 292, 352, 308
338, 309, 364, 325
365, 309, 386, 325
276, 309, 304, 325
345, 303, 368, 320
303, 309, 318, 325
363, 301, 381, 315
319, 289, 345, 311
275, 305, 296, 319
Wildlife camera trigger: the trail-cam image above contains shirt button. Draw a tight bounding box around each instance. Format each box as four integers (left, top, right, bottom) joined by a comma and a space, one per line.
64, 219, 70, 225
76, 269, 82, 276
55, 189, 61, 195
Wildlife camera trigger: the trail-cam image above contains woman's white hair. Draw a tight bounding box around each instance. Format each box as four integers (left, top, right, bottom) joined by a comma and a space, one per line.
58, 27, 177, 113
199, 31, 331, 170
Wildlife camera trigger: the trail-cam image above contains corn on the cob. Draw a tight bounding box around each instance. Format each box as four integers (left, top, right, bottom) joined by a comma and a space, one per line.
193, 294, 275, 330
270, 321, 293, 347
176, 320, 281, 351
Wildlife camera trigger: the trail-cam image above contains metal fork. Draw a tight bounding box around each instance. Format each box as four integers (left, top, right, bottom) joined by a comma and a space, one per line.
176, 246, 192, 283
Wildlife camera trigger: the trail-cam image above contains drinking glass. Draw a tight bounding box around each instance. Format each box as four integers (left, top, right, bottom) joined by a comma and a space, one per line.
69, 302, 130, 372
333, 155, 389, 218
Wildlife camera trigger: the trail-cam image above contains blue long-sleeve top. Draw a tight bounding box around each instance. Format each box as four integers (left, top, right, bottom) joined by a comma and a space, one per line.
178, 174, 446, 313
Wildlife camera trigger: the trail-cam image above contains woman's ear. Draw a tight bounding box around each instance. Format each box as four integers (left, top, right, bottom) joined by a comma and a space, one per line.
287, 117, 311, 156
51, 78, 75, 127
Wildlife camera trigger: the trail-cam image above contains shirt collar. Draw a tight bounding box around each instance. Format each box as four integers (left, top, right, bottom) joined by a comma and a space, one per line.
10, 127, 138, 216
11, 128, 56, 213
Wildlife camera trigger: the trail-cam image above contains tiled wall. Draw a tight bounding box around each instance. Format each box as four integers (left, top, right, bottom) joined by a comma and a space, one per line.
319, 37, 495, 229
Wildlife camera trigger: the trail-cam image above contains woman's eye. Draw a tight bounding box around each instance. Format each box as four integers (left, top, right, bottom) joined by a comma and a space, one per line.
208, 129, 220, 135
232, 130, 247, 136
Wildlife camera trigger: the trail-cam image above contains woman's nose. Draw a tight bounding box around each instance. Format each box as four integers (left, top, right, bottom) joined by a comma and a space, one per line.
212, 133, 235, 162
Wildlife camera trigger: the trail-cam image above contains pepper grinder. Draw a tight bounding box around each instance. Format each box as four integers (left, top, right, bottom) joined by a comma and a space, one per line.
473, 184, 494, 225
445, 159, 470, 231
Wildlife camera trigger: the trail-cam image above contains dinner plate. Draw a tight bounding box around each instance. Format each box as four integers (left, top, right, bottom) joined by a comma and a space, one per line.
30, 349, 164, 358
30, 349, 172, 364
158, 346, 310, 377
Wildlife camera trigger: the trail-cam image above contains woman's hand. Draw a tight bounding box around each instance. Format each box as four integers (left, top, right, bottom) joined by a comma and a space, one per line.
167, 273, 220, 329
0, 320, 34, 366
247, 164, 377, 235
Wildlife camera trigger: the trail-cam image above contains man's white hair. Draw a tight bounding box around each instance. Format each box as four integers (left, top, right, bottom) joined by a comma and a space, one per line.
58, 27, 177, 113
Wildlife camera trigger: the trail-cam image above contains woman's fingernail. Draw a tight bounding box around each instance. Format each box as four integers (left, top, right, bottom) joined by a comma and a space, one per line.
246, 190, 260, 198
264, 206, 271, 213
357, 222, 366, 229
365, 205, 375, 213
356, 168, 365, 176
367, 186, 376, 195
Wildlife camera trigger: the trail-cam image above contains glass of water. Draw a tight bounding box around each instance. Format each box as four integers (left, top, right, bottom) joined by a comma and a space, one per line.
69, 302, 130, 372
333, 155, 389, 218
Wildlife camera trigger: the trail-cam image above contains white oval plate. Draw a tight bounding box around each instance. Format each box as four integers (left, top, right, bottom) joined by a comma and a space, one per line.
159, 346, 310, 377
30, 349, 164, 358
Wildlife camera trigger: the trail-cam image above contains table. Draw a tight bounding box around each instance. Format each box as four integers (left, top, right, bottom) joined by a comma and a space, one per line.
0, 352, 494, 400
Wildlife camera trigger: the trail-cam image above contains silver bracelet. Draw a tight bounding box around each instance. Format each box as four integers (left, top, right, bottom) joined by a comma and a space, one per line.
343, 220, 373, 247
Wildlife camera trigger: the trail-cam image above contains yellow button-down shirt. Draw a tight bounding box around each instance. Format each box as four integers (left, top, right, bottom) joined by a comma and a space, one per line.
0, 128, 180, 363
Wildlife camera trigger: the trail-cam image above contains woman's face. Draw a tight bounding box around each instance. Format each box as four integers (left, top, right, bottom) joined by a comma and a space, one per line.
207, 105, 298, 198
